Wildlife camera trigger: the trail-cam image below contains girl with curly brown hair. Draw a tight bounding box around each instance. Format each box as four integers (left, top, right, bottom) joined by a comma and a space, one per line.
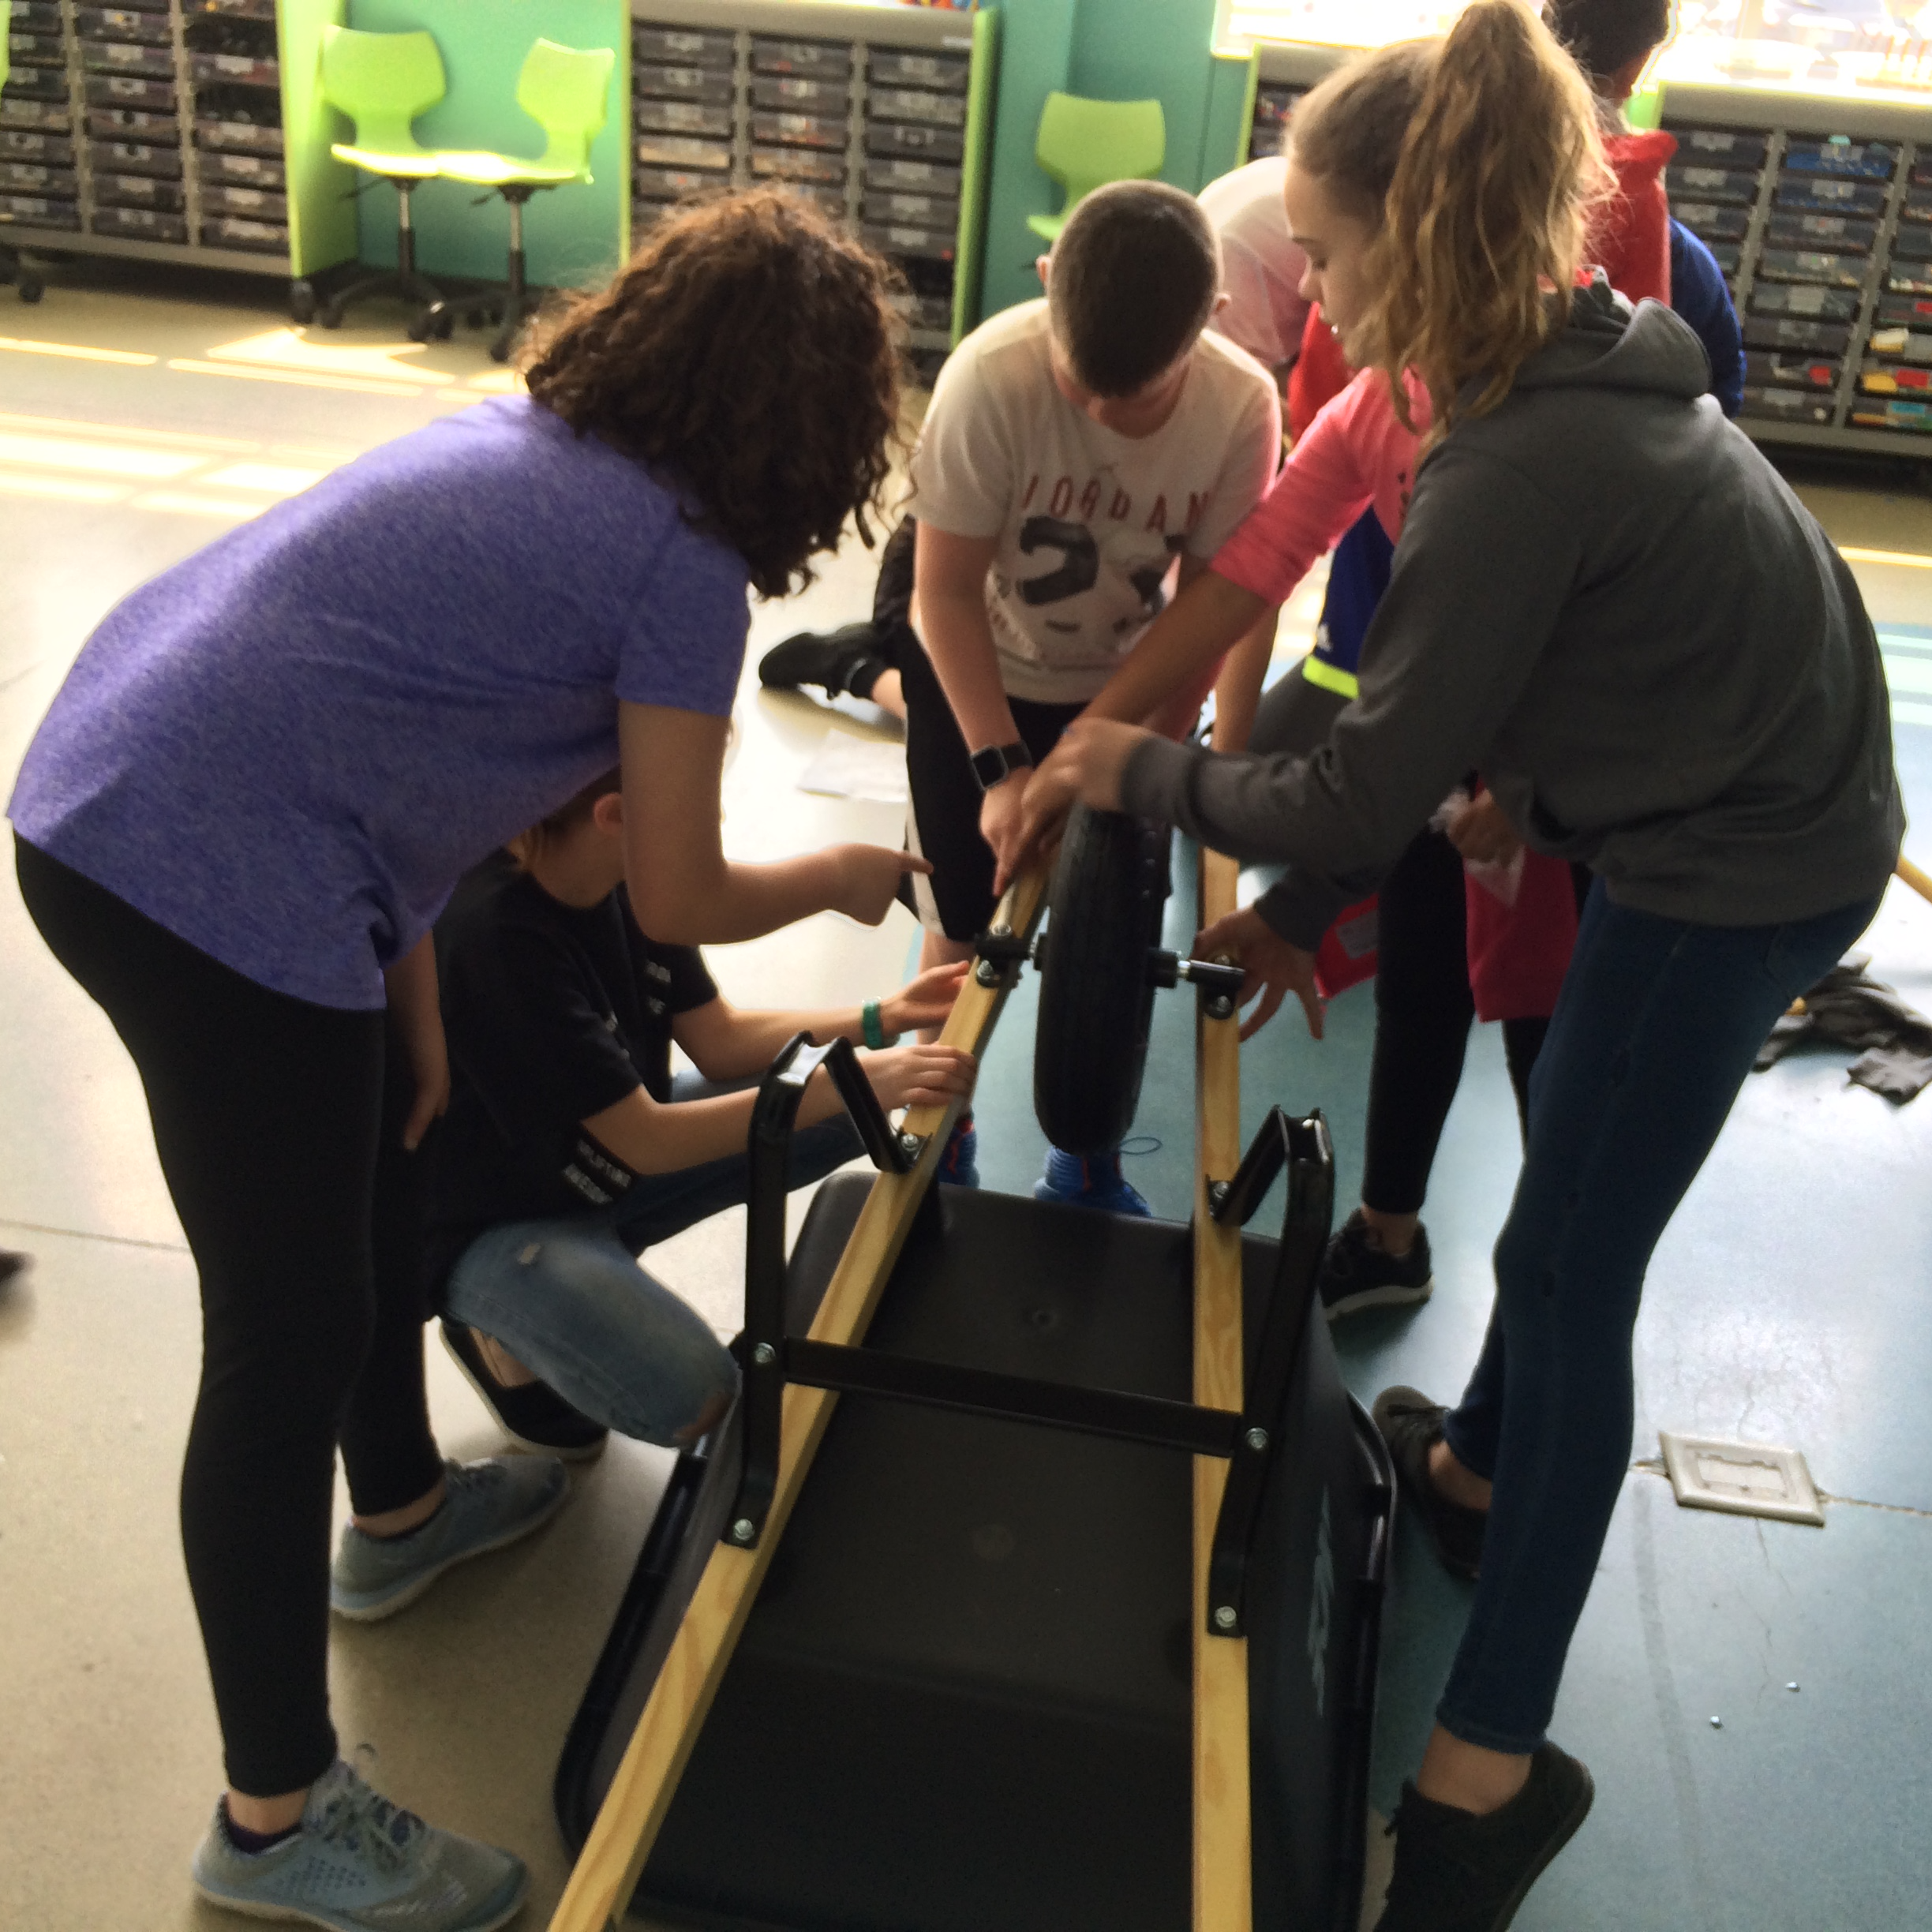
8, 189, 919, 1928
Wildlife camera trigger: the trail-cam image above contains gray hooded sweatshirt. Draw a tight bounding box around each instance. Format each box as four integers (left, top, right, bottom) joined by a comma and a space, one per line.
1121, 280, 1903, 948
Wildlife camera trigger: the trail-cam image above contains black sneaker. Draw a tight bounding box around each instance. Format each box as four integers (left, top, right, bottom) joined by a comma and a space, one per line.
1375, 1741, 1594, 1931
440, 1320, 608, 1462
1372, 1385, 1487, 1581
758, 623, 889, 702
1318, 1210, 1434, 1320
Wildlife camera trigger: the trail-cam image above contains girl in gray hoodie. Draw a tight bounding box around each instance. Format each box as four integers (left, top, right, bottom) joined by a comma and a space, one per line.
1023, 5, 1900, 1928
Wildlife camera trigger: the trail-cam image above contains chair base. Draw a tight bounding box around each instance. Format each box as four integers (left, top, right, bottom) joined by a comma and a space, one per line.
320, 264, 448, 336
422, 185, 538, 363
1, 242, 45, 304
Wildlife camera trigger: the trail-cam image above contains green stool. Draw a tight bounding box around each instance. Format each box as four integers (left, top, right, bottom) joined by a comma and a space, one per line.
428, 39, 615, 362
1025, 92, 1166, 247
0, 37, 46, 302
315, 24, 450, 336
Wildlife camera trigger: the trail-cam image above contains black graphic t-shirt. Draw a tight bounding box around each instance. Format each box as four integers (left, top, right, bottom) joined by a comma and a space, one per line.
425, 850, 717, 1287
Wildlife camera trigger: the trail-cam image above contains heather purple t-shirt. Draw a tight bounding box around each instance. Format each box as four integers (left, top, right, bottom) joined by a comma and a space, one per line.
7, 395, 750, 1009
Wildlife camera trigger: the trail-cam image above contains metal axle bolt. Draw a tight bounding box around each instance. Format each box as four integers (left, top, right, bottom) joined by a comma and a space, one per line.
1208, 1181, 1230, 1215
731, 1518, 757, 1544
1213, 1604, 1238, 1631
975, 957, 1001, 987
751, 1342, 777, 1366
897, 1131, 923, 1163
1206, 994, 1236, 1021
1245, 1427, 1269, 1453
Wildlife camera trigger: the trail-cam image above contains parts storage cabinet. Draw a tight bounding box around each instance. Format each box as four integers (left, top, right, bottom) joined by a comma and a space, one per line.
628, 0, 998, 384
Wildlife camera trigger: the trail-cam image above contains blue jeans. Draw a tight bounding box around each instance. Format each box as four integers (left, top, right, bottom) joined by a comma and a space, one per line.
444, 1076, 863, 1446
1436, 883, 1881, 1754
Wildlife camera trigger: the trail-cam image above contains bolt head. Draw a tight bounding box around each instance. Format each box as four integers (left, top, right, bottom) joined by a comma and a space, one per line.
974, 959, 1000, 987
732, 1518, 757, 1544
1245, 1426, 1269, 1453
751, 1342, 777, 1366
897, 1131, 923, 1159
1206, 994, 1235, 1021
1785, 1682, 1801, 1693
1213, 1604, 1237, 1630
1709, 1716, 1722, 1728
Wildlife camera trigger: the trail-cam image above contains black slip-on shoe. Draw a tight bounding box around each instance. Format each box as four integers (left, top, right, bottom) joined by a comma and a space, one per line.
758, 623, 889, 702
1319, 1210, 1435, 1320
1372, 1384, 1487, 1581
1375, 1742, 1595, 1931
440, 1320, 608, 1462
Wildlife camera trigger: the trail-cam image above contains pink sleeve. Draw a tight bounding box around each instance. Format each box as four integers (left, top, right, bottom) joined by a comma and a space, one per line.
1208, 371, 1390, 605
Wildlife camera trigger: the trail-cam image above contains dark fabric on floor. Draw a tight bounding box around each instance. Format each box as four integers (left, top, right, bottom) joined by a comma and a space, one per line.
1755, 953, 1932, 1102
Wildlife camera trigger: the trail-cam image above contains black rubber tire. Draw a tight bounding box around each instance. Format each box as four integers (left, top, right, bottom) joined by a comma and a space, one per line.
288, 279, 316, 325
1032, 805, 1171, 1155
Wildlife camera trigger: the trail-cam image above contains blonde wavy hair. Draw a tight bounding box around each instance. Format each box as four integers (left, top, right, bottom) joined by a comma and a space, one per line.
1290, 0, 1612, 439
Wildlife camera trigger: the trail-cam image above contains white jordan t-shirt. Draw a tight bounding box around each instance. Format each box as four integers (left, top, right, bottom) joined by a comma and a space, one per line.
908, 299, 1279, 705
1200, 157, 1310, 370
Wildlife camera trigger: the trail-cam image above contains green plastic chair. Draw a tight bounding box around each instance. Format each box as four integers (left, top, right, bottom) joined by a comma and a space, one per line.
429, 39, 616, 361
316, 25, 450, 335
1026, 92, 1166, 245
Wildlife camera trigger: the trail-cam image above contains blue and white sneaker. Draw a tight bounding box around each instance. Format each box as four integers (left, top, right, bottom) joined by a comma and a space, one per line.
937, 1114, 979, 1187
1033, 1146, 1151, 1216
191, 1758, 526, 1930
330, 1455, 567, 1623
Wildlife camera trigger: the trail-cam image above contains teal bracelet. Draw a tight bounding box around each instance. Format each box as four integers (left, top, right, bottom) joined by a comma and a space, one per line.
861, 998, 886, 1050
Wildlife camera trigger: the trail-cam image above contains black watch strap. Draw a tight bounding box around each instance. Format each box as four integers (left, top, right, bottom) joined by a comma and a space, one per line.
969, 740, 1034, 792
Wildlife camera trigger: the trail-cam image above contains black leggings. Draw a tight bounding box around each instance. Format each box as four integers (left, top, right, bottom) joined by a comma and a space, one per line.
16, 837, 442, 1797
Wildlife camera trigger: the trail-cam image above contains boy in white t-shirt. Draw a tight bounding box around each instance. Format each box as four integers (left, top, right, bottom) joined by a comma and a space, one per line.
1199, 155, 1310, 383
785, 181, 1279, 1211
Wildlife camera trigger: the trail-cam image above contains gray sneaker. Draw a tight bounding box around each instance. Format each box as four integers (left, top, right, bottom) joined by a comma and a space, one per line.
331, 1456, 567, 1623
191, 1758, 526, 1930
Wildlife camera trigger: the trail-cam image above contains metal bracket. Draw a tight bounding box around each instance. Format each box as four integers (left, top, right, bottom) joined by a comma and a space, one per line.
1205, 1108, 1335, 1636
728, 1033, 915, 1548
972, 919, 1032, 988
1147, 947, 1245, 1020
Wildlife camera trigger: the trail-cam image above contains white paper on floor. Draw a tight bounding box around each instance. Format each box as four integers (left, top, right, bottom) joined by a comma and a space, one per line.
798, 730, 909, 804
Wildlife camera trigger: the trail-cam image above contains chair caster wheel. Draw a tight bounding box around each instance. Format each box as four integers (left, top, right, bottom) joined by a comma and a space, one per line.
432, 312, 454, 341
319, 302, 344, 329
18, 275, 43, 304
489, 305, 504, 325
489, 339, 511, 364
466, 308, 487, 329
289, 279, 316, 325
406, 314, 432, 343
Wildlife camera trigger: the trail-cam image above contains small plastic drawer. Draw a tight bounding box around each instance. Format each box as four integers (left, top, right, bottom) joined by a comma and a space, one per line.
200, 181, 285, 220
1709, 242, 1742, 275
91, 202, 185, 241
1670, 201, 1750, 242
1765, 212, 1877, 253
634, 98, 732, 139
1782, 139, 1897, 181
0, 159, 77, 196
95, 170, 184, 210
4, 68, 72, 103
194, 117, 283, 155
863, 188, 957, 230
9, 2, 66, 29
1739, 386, 1832, 425
1902, 193, 1932, 226
92, 106, 176, 143
633, 133, 731, 172
1888, 262, 1932, 297
1252, 85, 1301, 129
750, 143, 846, 185
1892, 226, 1932, 262
197, 146, 283, 188
1867, 324, 1932, 365
189, 54, 279, 90
1668, 127, 1769, 168
632, 62, 736, 106
0, 129, 74, 166
750, 75, 848, 114
864, 154, 960, 194
201, 213, 285, 253
1849, 395, 1932, 431
1861, 360, 1932, 395
769, 180, 845, 219
74, 7, 173, 44
1775, 177, 1887, 215
7, 32, 69, 68
633, 163, 724, 200
1743, 314, 1851, 354
1245, 125, 1285, 158
0, 191, 80, 227
1878, 292, 1932, 326
85, 76, 178, 111
750, 37, 851, 79
863, 219, 953, 260
1750, 280, 1859, 321
892, 288, 953, 332
1755, 249, 1866, 288
633, 26, 735, 69
1744, 350, 1840, 391
865, 120, 963, 165
82, 41, 178, 79
1666, 164, 1758, 206
1, 98, 72, 133
867, 50, 968, 93
866, 87, 966, 129
750, 110, 847, 152
199, 0, 279, 18
90, 138, 182, 178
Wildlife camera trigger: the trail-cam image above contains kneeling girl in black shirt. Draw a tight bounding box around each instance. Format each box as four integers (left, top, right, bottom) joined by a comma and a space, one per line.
429, 772, 975, 1458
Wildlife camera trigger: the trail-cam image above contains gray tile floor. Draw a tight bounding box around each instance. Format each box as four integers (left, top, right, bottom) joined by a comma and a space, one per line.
2, 267, 1930, 1930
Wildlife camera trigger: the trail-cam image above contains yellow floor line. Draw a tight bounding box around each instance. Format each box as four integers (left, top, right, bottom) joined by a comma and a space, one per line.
0, 471, 127, 504
0, 410, 258, 454
199, 461, 327, 496
130, 489, 264, 519
0, 431, 201, 480
1842, 545, 1932, 569
0, 336, 158, 367
166, 358, 423, 398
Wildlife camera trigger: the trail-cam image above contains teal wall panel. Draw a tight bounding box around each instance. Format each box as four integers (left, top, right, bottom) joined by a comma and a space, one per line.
1065, 0, 1219, 190
979, 0, 1078, 320
345, 0, 626, 290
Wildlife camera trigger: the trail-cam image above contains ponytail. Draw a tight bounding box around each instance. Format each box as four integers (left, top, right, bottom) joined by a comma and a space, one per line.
1291, 0, 1610, 439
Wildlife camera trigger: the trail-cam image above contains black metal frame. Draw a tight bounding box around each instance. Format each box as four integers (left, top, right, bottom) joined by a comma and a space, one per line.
723, 1036, 1336, 1645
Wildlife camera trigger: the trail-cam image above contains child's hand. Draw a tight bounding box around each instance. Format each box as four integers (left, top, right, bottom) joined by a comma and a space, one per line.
1194, 905, 1325, 1042
831, 843, 932, 925
999, 763, 1078, 892
1443, 790, 1521, 867
883, 960, 971, 1036
863, 1043, 977, 1114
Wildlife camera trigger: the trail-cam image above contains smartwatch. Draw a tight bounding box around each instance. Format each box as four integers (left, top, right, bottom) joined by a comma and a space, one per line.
969, 741, 1033, 792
